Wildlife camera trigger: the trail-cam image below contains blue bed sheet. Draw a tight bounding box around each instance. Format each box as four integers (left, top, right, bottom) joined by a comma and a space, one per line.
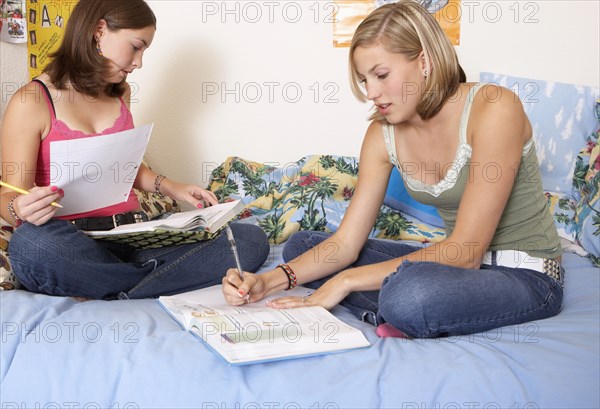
1, 250, 598, 409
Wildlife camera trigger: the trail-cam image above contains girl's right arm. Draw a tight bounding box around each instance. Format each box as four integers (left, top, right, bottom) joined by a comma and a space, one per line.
222, 120, 394, 305
0, 83, 63, 226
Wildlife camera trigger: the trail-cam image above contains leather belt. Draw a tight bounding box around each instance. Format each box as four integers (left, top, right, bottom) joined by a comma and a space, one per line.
482, 250, 562, 283
72, 212, 148, 231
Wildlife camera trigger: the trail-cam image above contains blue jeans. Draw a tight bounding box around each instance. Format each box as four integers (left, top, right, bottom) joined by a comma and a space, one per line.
283, 231, 563, 338
9, 219, 269, 300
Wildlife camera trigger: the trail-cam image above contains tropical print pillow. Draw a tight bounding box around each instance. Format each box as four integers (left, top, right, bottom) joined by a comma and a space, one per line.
572, 100, 600, 266
208, 155, 446, 244
544, 191, 577, 244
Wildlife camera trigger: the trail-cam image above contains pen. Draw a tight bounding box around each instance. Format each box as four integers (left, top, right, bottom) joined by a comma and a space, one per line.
225, 225, 244, 280
0, 180, 64, 208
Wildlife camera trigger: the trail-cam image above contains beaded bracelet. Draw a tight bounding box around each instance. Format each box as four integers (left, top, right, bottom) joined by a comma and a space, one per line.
277, 263, 297, 291
7, 195, 23, 227
153, 174, 166, 197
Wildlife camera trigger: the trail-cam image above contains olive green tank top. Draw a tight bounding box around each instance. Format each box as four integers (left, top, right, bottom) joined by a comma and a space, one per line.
382, 83, 562, 259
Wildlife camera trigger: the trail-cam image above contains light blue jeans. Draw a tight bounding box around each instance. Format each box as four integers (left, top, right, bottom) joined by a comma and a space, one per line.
10, 219, 270, 300
283, 231, 563, 338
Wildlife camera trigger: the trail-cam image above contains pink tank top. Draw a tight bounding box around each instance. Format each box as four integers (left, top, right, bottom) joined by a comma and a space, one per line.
34, 80, 140, 220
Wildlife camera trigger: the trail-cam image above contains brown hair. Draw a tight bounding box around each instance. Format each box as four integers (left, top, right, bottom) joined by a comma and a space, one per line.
44, 0, 156, 98
349, 1, 464, 121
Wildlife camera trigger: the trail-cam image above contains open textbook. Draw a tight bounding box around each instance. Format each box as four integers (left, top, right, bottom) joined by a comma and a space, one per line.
158, 284, 371, 365
86, 200, 243, 248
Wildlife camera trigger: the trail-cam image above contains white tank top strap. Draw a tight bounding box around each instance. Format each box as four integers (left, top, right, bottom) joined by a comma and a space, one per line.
382, 123, 401, 168
381, 83, 485, 198
458, 82, 485, 144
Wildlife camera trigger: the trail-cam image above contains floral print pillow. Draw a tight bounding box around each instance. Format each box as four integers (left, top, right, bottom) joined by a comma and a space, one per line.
544, 192, 577, 244
572, 100, 600, 266
208, 155, 446, 244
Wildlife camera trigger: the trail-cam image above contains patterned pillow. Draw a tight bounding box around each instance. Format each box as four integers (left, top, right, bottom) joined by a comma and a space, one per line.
480, 72, 599, 195
0, 224, 19, 290
372, 205, 446, 243
134, 189, 180, 220
573, 100, 600, 266
544, 191, 577, 242
136, 160, 180, 219
208, 155, 445, 244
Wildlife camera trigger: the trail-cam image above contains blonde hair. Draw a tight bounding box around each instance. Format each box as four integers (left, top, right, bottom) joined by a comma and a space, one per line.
349, 1, 463, 121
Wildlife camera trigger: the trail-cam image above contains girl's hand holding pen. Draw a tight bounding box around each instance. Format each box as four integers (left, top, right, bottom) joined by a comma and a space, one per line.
222, 265, 348, 310
7, 185, 64, 226
222, 270, 266, 306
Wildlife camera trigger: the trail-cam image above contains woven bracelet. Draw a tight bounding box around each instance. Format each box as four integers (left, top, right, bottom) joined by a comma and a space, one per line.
278, 263, 297, 290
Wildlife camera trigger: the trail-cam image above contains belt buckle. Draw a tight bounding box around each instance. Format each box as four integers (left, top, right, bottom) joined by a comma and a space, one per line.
133, 213, 146, 223
543, 258, 561, 282
111, 214, 120, 228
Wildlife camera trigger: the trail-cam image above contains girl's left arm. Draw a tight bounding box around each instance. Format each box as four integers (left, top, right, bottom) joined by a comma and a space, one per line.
134, 164, 218, 208
443, 84, 531, 267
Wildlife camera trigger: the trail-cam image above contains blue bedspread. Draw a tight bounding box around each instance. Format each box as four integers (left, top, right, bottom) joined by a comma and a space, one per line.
1, 250, 598, 409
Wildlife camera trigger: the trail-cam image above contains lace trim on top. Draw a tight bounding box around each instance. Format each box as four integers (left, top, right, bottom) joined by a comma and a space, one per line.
52, 101, 131, 138
383, 84, 484, 197
33, 79, 132, 138
383, 83, 535, 198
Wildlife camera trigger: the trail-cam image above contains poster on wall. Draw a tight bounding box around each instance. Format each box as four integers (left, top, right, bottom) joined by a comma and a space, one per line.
333, 0, 461, 47
1, 0, 27, 43
26, 0, 78, 79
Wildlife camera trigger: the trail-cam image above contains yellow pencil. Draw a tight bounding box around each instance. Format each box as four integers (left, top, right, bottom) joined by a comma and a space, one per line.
0, 180, 64, 208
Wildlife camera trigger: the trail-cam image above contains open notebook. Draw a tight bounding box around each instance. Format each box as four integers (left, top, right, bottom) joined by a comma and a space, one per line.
158, 284, 371, 365
85, 200, 243, 248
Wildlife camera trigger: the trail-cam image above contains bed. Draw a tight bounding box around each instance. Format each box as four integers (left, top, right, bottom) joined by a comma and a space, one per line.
1, 247, 598, 408
1, 74, 599, 408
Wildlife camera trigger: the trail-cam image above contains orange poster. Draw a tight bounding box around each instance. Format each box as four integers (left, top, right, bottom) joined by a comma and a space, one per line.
27, 0, 78, 79
334, 0, 461, 47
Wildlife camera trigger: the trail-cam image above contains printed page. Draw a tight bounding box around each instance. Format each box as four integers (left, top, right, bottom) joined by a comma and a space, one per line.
50, 124, 153, 216
158, 285, 370, 364
191, 306, 370, 364
157, 283, 313, 329
158, 284, 370, 364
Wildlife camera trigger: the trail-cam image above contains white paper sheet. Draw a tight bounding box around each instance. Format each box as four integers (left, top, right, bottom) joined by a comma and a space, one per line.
50, 123, 153, 216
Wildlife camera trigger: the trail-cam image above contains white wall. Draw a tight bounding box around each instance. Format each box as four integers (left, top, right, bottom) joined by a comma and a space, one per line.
0, 41, 26, 113
1, 0, 599, 186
